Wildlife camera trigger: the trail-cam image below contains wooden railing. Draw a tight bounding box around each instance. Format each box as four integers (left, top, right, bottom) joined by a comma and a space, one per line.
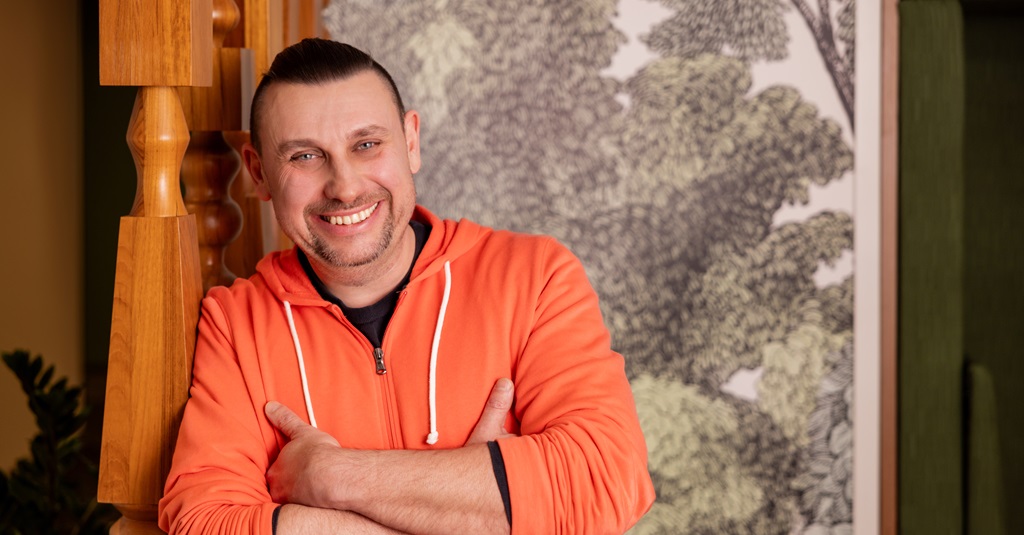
96, 1, 323, 532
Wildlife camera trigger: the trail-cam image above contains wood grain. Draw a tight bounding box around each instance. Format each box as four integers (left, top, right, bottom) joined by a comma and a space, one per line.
125, 88, 191, 218
268, 0, 285, 69
180, 0, 254, 132
99, 0, 213, 86
98, 214, 202, 506
224, 130, 265, 278
297, 0, 318, 41
182, 132, 244, 291
227, 0, 277, 80
179, 48, 255, 132
108, 505, 163, 535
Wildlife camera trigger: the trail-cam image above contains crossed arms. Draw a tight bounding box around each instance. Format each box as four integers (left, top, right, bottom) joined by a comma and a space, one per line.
266, 379, 516, 534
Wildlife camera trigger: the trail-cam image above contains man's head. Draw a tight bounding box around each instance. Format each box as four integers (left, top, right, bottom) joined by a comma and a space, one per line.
241, 40, 421, 281
250, 38, 406, 153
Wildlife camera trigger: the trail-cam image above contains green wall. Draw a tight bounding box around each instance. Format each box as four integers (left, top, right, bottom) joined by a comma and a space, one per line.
963, 10, 1024, 535
899, 1, 965, 533
901, 1, 1024, 533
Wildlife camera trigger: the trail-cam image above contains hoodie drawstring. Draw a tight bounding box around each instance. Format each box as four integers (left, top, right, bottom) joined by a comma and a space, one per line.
279, 260, 451, 445
284, 300, 318, 428
426, 261, 452, 445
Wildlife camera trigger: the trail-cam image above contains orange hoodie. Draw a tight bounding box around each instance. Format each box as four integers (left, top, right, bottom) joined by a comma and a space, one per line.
158, 206, 654, 534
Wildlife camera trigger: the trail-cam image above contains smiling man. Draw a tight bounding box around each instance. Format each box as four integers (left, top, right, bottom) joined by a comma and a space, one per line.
158, 39, 654, 535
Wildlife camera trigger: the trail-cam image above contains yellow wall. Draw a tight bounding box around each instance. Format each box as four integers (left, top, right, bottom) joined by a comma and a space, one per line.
0, 0, 83, 469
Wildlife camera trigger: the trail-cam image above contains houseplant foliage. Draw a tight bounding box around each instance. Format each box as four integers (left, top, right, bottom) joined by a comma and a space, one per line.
0, 350, 115, 535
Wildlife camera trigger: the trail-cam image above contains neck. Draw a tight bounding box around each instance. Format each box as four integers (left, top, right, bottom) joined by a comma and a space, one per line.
308, 225, 416, 308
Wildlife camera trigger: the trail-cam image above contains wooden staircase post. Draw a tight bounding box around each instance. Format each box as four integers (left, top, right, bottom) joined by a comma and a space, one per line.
96, 1, 212, 533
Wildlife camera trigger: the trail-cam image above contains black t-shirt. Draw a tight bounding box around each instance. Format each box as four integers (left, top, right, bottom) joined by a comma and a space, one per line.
296, 219, 429, 346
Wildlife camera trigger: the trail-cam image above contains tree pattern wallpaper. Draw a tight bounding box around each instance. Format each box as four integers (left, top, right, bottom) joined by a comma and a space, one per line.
324, 1, 855, 532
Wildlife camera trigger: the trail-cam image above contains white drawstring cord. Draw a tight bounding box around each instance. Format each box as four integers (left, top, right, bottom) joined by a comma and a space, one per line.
284, 301, 318, 428
426, 261, 452, 445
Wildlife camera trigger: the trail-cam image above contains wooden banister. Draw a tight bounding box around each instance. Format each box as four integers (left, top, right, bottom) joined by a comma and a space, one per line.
96, 1, 210, 533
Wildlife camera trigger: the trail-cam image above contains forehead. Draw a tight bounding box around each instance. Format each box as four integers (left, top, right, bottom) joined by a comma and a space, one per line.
260, 71, 402, 143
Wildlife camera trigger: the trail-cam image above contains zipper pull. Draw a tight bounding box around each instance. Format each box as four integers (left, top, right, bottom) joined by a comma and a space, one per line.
373, 347, 387, 375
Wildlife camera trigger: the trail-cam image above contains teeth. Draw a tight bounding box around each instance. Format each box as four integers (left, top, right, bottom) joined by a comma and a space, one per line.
326, 202, 378, 226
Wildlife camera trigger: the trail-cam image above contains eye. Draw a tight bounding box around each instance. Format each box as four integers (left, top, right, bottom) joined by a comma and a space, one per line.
290, 152, 319, 162
356, 141, 379, 151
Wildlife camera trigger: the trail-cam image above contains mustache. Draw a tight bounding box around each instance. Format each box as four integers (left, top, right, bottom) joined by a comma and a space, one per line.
305, 191, 391, 215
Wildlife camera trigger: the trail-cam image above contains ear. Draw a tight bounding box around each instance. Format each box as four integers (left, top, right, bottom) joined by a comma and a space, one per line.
403, 110, 421, 174
241, 141, 273, 201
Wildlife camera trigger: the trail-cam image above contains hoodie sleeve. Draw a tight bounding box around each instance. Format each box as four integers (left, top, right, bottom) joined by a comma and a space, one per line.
158, 290, 279, 535
496, 239, 655, 534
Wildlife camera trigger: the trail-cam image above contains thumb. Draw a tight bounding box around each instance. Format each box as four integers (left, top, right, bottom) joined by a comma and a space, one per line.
265, 401, 310, 440
466, 378, 514, 446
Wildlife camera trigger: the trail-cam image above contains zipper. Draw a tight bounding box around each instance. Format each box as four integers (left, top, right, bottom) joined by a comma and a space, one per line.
322, 302, 399, 447
377, 290, 408, 448
373, 347, 387, 375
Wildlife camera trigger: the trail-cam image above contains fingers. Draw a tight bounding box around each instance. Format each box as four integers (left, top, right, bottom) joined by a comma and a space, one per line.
486, 378, 514, 412
265, 401, 310, 440
466, 378, 515, 446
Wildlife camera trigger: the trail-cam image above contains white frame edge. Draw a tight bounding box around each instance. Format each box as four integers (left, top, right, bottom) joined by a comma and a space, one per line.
853, 0, 883, 532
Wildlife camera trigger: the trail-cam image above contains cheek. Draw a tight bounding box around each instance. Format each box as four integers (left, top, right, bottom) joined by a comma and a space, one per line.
374, 158, 416, 197
269, 176, 319, 220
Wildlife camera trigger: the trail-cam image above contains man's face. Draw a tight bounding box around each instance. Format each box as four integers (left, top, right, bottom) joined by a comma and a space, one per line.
245, 72, 421, 271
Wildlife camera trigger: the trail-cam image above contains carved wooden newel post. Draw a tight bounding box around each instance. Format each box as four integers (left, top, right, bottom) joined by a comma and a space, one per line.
96, 1, 212, 533
180, 0, 254, 291
224, 0, 275, 278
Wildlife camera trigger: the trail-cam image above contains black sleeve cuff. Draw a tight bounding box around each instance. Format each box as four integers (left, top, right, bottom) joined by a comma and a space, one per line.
487, 440, 513, 528
272, 504, 282, 534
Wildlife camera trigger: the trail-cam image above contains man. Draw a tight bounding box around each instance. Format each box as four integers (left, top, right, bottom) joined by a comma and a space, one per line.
158, 38, 654, 534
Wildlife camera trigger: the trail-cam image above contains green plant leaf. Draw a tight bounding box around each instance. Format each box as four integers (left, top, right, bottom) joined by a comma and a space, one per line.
0, 350, 116, 534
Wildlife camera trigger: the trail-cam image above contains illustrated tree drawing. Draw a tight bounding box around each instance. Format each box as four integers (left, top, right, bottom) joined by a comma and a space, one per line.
645, 0, 855, 127
325, 0, 856, 532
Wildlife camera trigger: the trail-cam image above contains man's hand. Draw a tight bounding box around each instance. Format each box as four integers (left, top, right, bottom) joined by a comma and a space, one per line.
265, 378, 517, 507
265, 401, 351, 509
466, 377, 516, 445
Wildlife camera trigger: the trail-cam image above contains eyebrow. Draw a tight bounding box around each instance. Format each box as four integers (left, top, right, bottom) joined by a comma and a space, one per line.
350, 125, 390, 139
274, 125, 392, 156
276, 139, 320, 156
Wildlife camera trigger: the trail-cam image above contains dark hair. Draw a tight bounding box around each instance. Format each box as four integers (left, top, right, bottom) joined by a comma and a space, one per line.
249, 38, 406, 152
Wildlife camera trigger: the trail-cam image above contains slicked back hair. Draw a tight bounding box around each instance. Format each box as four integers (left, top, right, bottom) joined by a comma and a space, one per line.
249, 38, 406, 152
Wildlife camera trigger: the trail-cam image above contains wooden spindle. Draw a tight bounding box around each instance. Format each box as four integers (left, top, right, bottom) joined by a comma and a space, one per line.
125, 88, 191, 218
212, 0, 241, 48
181, 132, 244, 289
179, 0, 254, 290
224, 130, 265, 278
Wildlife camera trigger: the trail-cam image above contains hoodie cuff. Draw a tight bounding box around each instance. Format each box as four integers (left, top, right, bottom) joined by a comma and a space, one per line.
272, 504, 282, 534
487, 440, 513, 527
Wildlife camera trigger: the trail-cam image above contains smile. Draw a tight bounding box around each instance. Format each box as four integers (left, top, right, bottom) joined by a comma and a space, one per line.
322, 202, 379, 226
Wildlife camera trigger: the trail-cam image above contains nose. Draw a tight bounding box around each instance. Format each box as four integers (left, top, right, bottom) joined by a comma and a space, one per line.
321, 157, 367, 204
